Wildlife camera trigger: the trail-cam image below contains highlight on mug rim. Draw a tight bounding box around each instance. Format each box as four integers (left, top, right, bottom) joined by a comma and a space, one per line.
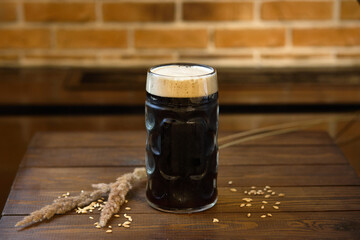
148, 63, 216, 79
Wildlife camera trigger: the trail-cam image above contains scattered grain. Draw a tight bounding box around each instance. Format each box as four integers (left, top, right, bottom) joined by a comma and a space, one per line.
261, 215, 266, 218
247, 213, 251, 217
244, 190, 248, 194
98, 199, 103, 203
118, 223, 121, 227
123, 221, 131, 225
114, 214, 120, 218
108, 225, 112, 228
279, 193, 285, 197
275, 202, 281, 205
262, 201, 268, 204
240, 203, 245, 207
264, 195, 270, 198
228, 181, 233, 185
106, 230, 112, 233
95, 225, 101, 229
125, 207, 131, 210
246, 203, 252, 207
213, 218, 219, 223
124, 214, 132, 221
251, 186, 256, 189
89, 216, 94, 220
273, 206, 279, 209
123, 224, 130, 228
271, 192, 276, 195
230, 188, 237, 192
267, 213, 272, 217
261, 205, 264, 209
242, 198, 252, 202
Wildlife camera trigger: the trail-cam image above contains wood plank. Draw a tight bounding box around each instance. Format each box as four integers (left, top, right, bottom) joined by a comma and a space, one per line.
29, 131, 335, 148
29, 131, 147, 148
21, 145, 346, 167
219, 145, 346, 165
12, 165, 360, 190
1, 212, 360, 240
3, 186, 360, 215
21, 147, 145, 167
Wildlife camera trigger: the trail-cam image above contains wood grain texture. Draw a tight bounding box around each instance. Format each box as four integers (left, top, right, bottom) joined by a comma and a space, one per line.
28, 131, 334, 148
21, 145, 345, 167
12, 165, 360, 190
3, 186, 360, 215
2, 130, 360, 239
1, 212, 360, 240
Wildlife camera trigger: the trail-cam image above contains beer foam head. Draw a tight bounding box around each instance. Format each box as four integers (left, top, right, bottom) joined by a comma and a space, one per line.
146, 63, 217, 98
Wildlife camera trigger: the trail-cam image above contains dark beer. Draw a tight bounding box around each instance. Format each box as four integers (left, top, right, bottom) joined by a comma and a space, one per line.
145, 63, 218, 213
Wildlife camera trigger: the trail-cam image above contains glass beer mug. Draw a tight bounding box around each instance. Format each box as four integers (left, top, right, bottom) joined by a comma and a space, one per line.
145, 63, 219, 213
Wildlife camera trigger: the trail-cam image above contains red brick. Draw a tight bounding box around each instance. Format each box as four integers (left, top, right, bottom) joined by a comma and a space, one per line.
0, 54, 19, 62
25, 54, 97, 61
24, 2, 95, 22
261, 1, 333, 20
103, 3, 174, 22
341, 1, 360, 20
0, 2, 17, 22
215, 29, 285, 48
336, 53, 360, 59
135, 29, 208, 49
293, 28, 360, 46
0, 29, 51, 49
179, 53, 252, 60
57, 29, 127, 49
261, 53, 331, 59
183, 2, 253, 21
102, 54, 174, 61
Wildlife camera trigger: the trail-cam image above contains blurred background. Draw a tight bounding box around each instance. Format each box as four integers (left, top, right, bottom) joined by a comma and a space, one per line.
0, 0, 359, 213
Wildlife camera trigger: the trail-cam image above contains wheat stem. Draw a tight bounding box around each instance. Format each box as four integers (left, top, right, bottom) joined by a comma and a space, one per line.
218, 117, 330, 145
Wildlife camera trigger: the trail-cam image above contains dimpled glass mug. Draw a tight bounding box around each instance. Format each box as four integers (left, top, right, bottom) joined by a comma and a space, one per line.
145, 63, 219, 213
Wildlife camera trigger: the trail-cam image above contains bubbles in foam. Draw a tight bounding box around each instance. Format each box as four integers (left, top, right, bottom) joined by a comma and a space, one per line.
147, 64, 217, 98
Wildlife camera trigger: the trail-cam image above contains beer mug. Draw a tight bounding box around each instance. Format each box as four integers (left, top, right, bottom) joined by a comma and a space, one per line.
145, 63, 219, 213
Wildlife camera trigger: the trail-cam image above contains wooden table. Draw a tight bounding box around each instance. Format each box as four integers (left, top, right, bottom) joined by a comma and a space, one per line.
1, 131, 360, 239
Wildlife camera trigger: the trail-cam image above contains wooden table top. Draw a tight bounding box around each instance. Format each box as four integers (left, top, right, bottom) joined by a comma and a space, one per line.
1, 130, 360, 239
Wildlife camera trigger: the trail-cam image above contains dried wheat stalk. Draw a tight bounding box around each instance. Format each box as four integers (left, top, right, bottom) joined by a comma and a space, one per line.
15, 168, 146, 228
99, 167, 147, 227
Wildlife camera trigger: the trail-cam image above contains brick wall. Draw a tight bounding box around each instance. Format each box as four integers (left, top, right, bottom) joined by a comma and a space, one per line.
0, 0, 359, 68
